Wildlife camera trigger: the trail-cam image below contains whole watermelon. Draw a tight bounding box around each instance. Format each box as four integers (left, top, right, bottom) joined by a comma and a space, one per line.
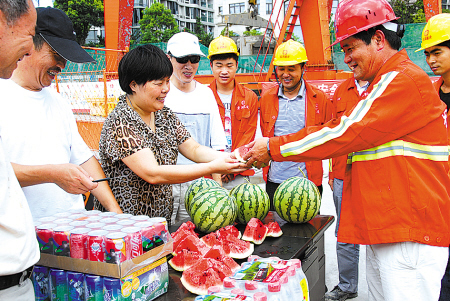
185, 178, 220, 215
230, 183, 270, 224
273, 176, 321, 223
189, 187, 237, 233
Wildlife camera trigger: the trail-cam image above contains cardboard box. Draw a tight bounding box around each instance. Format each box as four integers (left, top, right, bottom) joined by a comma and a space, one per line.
37, 238, 172, 278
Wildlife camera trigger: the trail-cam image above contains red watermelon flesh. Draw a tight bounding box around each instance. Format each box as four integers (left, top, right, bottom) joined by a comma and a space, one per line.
233, 145, 251, 163
242, 218, 268, 245
173, 234, 210, 255
220, 233, 254, 259
216, 225, 241, 240
168, 249, 203, 272
200, 232, 231, 256
266, 221, 283, 237
172, 229, 197, 251
181, 263, 223, 295
203, 246, 239, 273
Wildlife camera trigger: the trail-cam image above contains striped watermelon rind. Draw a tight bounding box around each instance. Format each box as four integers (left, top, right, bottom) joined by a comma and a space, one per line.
189, 187, 238, 233
273, 176, 321, 223
230, 183, 270, 224
185, 178, 220, 215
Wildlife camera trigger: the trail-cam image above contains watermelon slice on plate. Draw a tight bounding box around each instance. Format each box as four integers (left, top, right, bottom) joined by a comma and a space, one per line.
168, 249, 203, 272
266, 221, 283, 237
233, 145, 251, 163
242, 218, 268, 245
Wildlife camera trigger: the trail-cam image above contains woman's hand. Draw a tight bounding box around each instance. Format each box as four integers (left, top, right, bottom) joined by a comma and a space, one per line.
210, 155, 249, 175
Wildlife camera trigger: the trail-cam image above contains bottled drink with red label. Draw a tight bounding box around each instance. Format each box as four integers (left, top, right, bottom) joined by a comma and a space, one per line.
70, 227, 90, 259
36, 223, 56, 254
105, 231, 128, 263
53, 225, 74, 257
122, 226, 143, 259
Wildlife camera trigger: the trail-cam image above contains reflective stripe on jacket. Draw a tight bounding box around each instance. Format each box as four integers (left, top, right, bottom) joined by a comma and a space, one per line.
329, 78, 361, 181
269, 50, 450, 246
259, 81, 332, 186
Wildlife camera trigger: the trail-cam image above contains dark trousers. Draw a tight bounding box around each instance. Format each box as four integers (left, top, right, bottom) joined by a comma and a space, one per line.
266, 179, 323, 211
439, 250, 450, 301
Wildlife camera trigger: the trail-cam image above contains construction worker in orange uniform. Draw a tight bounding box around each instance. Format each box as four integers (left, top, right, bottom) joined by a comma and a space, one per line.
417, 13, 450, 301
259, 39, 332, 206
208, 36, 258, 189
325, 76, 368, 301
245, 0, 450, 299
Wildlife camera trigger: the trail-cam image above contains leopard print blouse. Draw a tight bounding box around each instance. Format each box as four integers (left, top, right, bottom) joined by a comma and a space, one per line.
94, 96, 191, 224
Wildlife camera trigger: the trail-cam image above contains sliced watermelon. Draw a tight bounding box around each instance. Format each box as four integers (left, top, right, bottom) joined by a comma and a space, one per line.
168, 249, 203, 272
220, 233, 254, 259
172, 229, 197, 251
266, 221, 283, 237
200, 232, 231, 256
203, 246, 240, 274
233, 145, 251, 163
242, 218, 268, 245
181, 264, 223, 295
173, 234, 210, 255
216, 225, 241, 240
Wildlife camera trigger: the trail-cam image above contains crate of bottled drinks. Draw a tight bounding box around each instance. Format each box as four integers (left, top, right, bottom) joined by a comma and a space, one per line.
32, 209, 173, 300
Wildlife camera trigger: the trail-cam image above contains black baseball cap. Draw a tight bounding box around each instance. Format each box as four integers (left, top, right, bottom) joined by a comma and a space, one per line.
36, 7, 96, 64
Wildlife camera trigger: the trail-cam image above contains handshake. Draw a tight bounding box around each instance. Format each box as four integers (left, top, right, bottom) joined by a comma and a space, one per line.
230, 138, 272, 169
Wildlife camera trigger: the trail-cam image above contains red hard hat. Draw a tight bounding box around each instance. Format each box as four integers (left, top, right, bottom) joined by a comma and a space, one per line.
331, 0, 399, 46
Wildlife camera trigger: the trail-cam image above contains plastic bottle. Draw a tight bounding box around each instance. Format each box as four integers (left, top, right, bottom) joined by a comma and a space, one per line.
267, 281, 283, 301
290, 259, 310, 301
279, 275, 292, 300
222, 277, 237, 292
253, 292, 267, 301
231, 288, 245, 297
286, 266, 304, 298
245, 280, 260, 296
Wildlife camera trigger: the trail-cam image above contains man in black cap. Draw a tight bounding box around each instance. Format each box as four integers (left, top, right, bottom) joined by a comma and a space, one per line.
0, 7, 122, 220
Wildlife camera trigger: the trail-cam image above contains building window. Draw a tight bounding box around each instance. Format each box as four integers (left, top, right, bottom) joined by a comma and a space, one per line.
256, 0, 260, 14
167, 1, 178, 15
208, 11, 213, 22
266, 0, 272, 14
229, 2, 245, 14
219, 6, 223, 14
132, 8, 144, 26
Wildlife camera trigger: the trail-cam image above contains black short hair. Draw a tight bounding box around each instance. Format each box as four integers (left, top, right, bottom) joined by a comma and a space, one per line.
0, 0, 30, 25
437, 40, 450, 49
33, 33, 45, 51
209, 52, 239, 64
353, 25, 402, 50
119, 44, 173, 94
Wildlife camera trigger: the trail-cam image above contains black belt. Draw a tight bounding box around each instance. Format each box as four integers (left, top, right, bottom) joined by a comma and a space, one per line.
0, 266, 34, 291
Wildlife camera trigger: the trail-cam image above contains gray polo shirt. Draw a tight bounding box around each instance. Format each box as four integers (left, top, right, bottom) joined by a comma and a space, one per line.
268, 80, 308, 183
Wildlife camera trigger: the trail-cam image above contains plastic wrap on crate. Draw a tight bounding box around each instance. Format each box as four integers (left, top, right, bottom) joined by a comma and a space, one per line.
37, 236, 173, 278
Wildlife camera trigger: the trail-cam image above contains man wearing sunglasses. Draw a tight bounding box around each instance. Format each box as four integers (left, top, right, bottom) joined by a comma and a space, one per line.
165, 32, 227, 225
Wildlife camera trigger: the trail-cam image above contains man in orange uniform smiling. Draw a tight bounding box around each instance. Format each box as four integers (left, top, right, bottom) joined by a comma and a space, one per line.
208, 36, 258, 189
245, 0, 450, 299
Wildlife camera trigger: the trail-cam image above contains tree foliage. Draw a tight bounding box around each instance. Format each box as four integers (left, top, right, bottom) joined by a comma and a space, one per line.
139, 2, 179, 43
390, 0, 424, 24
243, 29, 262, 36
54, 0, 104, 45
220, 27, 239, 37
192, 17, 213, 47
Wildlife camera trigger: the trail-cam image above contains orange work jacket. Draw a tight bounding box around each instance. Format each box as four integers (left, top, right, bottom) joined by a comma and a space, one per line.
329, 78, 361, 181
269, 50, 450, 246
209, 79, 258, 177
259, 81, 332, 187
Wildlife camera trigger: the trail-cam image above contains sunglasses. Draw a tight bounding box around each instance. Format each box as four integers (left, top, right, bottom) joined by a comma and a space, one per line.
174, 55, 201, 64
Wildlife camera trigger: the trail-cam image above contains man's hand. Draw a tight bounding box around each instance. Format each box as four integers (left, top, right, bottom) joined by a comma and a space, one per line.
53, 164, 98, 194
328, 178, 334, 191
243, 138, 272, 169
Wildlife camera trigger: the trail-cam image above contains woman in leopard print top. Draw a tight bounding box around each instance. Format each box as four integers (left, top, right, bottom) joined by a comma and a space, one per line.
94, 45, 246, 224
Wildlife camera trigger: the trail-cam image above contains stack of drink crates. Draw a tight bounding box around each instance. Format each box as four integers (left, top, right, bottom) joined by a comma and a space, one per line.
32, 209, 173, 301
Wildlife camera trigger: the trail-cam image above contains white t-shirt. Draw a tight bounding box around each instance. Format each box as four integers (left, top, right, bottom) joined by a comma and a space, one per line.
164, 80, 227, 165
217, 91, 233, 152
0, 79, 93, 220
0, 136, 39, 275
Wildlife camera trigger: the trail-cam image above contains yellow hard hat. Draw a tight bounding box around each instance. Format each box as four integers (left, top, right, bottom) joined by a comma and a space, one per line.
273, 39, 308, 66
208, 36, 239, 59
416, 13, 450, 52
